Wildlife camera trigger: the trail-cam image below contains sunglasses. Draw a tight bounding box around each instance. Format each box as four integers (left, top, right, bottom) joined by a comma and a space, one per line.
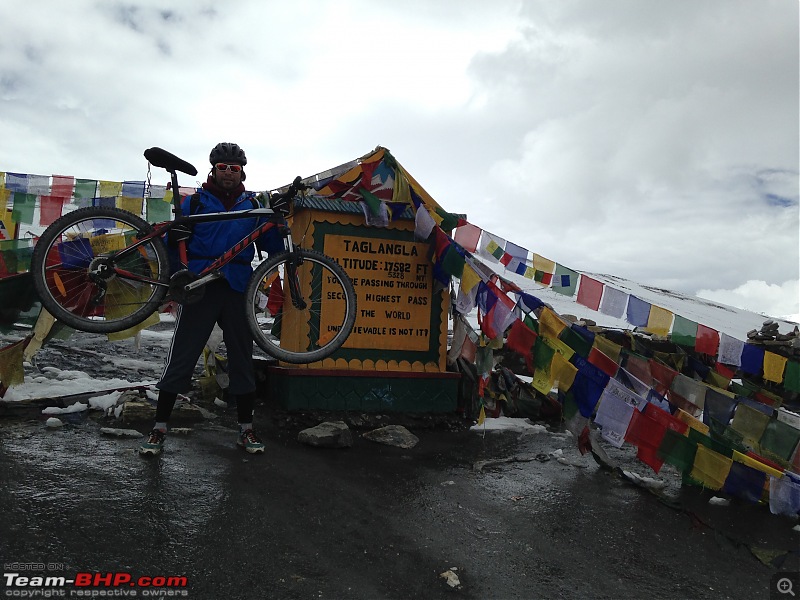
215, 163, 242, 173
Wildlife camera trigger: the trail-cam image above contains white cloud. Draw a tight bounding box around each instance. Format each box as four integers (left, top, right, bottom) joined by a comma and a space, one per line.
697, 279, 800, 322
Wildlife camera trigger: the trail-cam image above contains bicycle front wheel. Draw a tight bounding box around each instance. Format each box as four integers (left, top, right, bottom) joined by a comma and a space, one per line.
246, 249, 357, 364
31, 206, 170, 333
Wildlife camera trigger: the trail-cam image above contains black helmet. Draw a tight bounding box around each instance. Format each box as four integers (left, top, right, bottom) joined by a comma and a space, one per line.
209, 142, 247, 166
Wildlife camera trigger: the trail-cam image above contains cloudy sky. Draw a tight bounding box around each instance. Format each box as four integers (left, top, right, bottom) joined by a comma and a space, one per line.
2, 0, 798, 320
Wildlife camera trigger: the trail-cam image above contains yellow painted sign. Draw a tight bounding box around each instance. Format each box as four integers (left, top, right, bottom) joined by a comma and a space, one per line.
322, 234, 433, 351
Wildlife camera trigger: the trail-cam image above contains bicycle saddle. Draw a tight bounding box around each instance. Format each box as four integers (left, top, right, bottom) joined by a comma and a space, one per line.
144, 147, 198, 176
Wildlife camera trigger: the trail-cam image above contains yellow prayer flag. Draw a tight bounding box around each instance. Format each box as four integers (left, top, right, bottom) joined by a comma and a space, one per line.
532, 368, 554, 395
99, 180, 123, 197
690, 445, 733, 490
523, 266, 536, 279
460, 263, 481, 293
732, 450, 784, 479
0, 339, 26, 388
551, 351, 578, 392
532, 253, 555, 274
593, 335, 623, 363
107, 310, 161, 341
0, 188, 10, 213
646, 305, 674, 337
763, 351, 788, 384
118, 196, 143, 215
539, 307, 567, 341
730, 403, 770, 448
676, 408, 710, 435
705, 370, 731, 391
429, 209, 444, 226
547, 336, 575, 361
392, 168, 411, 206
477, 405, 486, 426
485, 239, 500, 255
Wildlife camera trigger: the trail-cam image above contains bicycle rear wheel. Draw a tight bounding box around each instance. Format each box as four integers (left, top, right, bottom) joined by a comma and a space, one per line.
31, 206, 170, 333
246, 249, 357, 364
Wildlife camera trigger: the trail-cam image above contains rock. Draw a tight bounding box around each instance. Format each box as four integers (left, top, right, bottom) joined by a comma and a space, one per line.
297, 421, 353, 448
361, 425, 419, 449
440, 569, 461, 589
45, 417, 64, 428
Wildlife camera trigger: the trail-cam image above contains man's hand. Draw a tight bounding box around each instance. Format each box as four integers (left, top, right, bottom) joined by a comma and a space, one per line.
168, 222, 193, 247
269, 192, 291, 215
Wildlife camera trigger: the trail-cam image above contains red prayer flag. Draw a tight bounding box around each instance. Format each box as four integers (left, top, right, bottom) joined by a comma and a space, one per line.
625, 409, 668, 473
716, 363, 736, 379
453, 222, 482, 253
695, 324, 720, 355
588, 346, 618, 377
649, 359, 679, 397
39, 195, 65, 227
51, 175, 75, 198
576, 275, 603, 311
266, 276, 284, 316
506, 319, 538, 370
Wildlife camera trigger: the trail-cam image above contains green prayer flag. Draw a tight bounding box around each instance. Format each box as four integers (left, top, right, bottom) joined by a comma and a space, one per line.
657, 428, 698, 472
729, 381, 754, 398
441, 245, 465, 278
523, 313, 539, 334
73, 179, 98, 207
434, 207, 459, 232
731, 403, 770, 447
785, 360, 800, 393
533, 337, 556, 371
687, 427, 733, 458
559, 326, 592, 358
146, 197, 172, 223
552, 263, 579, 296
671, 314, 698, 347
758, 418, 800, 462
11, 193, 36, 225
358, 188, 382, 217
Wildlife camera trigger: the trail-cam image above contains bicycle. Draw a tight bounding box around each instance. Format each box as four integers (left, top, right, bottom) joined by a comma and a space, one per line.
30, 147, 358, 364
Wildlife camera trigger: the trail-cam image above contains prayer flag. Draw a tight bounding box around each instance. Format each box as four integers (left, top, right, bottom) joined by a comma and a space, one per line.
702, 388, 738, 431
670, 374, 707, 411
504, 241, 528, 261
414, 205, 436, 240
740, 344, 765, 376
758, 418, 800, 463
646, 305, 673, 337
695, 324, 720, 356
576, 275, 603, 311
539, 306, 568, 341
38, 195, 64, 227
552, 264, 579, 296
51, 175, 75, 198
769, 475, 800, 517
73, 179, 98, 207
570, 356, 610, 417
551, 351, 578, 392
453, 222, 481, 253
479, 233, 506, 262
658, 428, 698, 472
599, 286, 628, 319
559, 325, 593, 358
146, 197, 172, 223
626, 295, 651, 328
122, 181, 146, 198
506, 319, 538, 367
722, 461, 766, 504
594, 379, 637, 447
11, 193, 36, 224
671, 315, 698, 347
588, 347, 618, 377
689, 445, 733, 490
763, 351, 788, 384
718, 333, 744, 367
593, 335, 623, 363
0, 338, 26, 388
731, 403, 771, 448
99, 180, 122, 197
785, 360, 800, 393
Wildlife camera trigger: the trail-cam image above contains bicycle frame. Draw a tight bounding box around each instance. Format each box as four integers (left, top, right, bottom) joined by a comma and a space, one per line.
104, 208, 293, 294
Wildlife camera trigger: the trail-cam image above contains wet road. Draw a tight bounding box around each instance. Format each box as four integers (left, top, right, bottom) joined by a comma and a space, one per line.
0, 412, 797, 600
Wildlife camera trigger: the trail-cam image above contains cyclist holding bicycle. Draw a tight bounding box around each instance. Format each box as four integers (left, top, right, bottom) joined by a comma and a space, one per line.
140, 142, 281, 456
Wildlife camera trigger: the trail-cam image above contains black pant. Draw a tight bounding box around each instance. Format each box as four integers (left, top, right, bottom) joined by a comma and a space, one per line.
156, 280, 256, 423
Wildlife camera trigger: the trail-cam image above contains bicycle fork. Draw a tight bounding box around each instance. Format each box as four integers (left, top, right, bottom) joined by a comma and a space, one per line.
284, 232, 307, 311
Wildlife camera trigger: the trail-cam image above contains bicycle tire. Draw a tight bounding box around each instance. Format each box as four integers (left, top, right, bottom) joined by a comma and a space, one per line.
31, 206, 170, 333
245, 248, 357, 364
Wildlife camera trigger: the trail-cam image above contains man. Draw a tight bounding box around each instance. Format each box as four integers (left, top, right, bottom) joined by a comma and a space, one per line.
140, 142, 267, 456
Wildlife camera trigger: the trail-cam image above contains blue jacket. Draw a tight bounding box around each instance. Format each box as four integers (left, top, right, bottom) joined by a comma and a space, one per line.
176, 188, 279, 293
